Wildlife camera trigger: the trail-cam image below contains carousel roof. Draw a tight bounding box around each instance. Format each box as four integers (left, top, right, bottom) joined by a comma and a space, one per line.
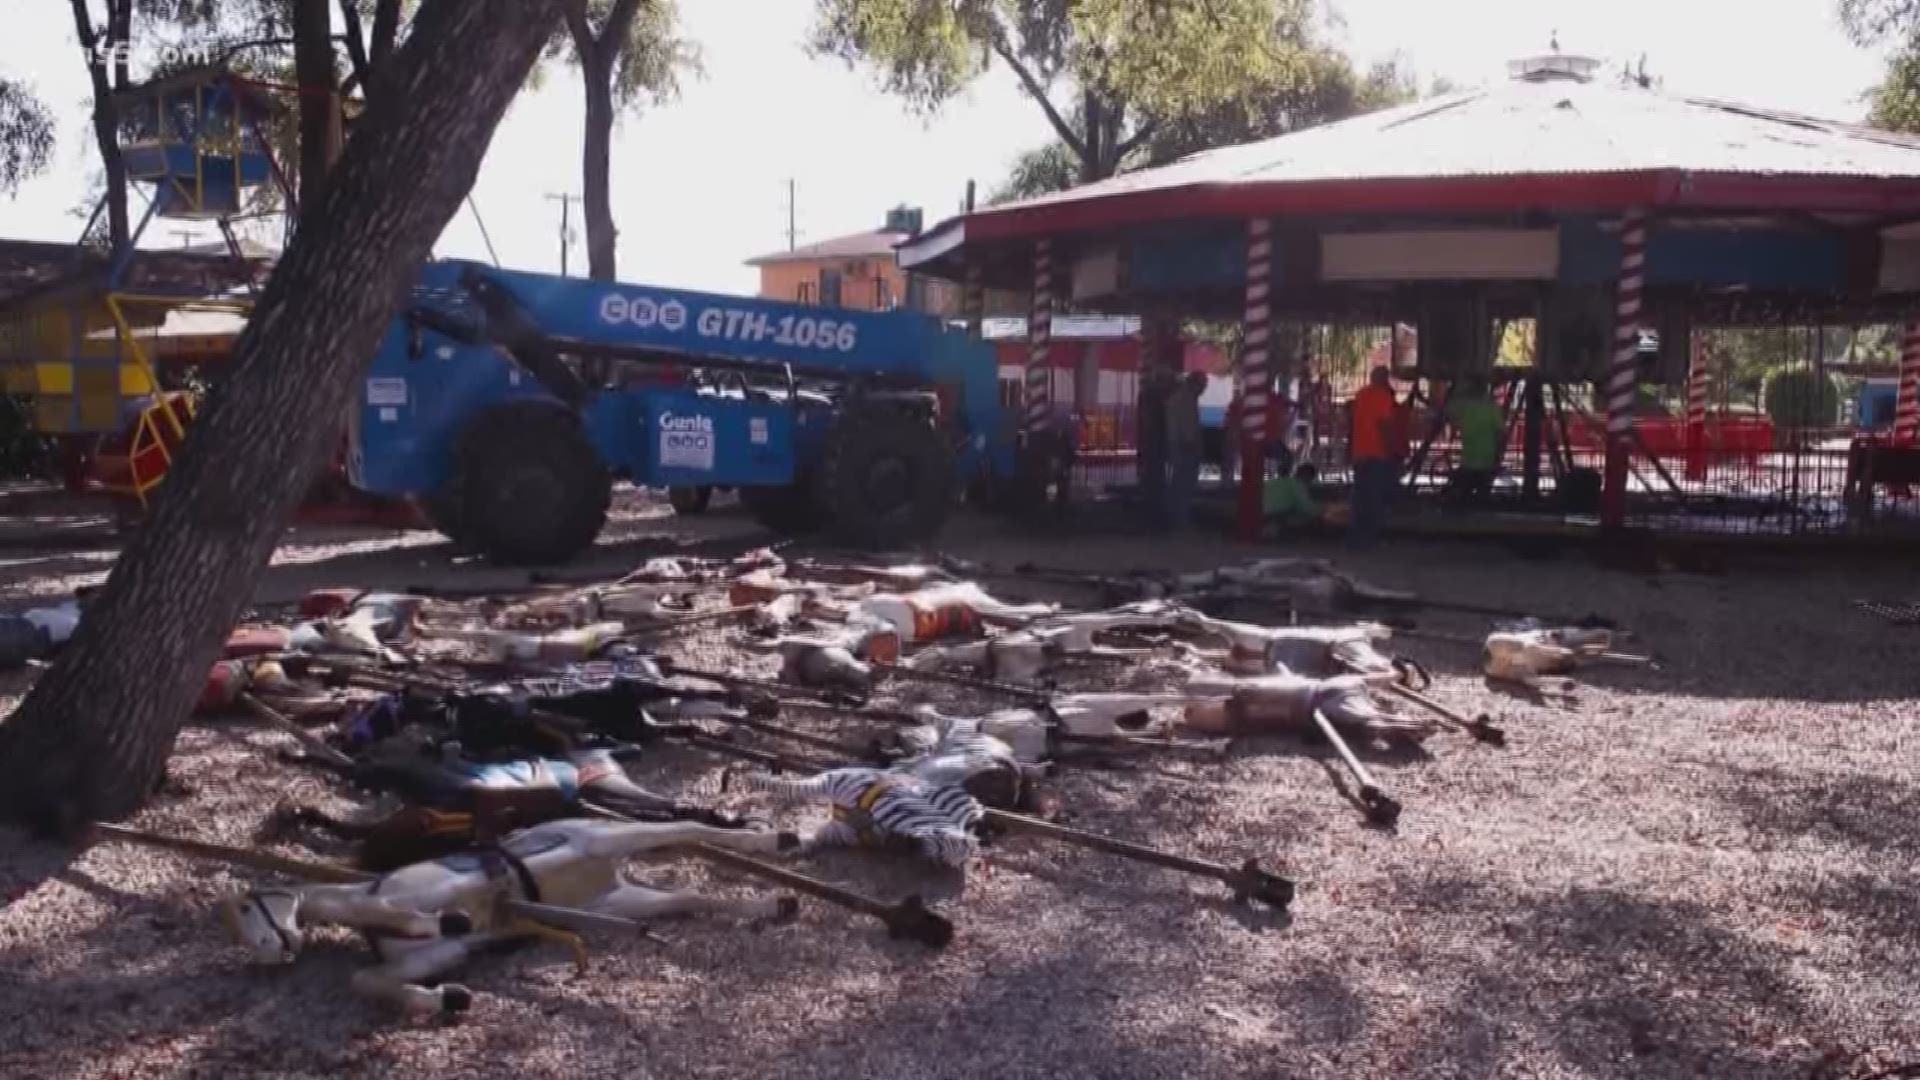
900, 59, 1920, 269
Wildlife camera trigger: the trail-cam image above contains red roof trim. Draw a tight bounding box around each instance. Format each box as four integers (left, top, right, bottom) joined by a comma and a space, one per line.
958, 171, 1920, 245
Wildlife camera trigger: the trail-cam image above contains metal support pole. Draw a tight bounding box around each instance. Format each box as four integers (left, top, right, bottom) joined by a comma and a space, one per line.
963, 257, 985, 341
1601, 210, 1649, 528
1523, 374, 1545, 501
1897, 322, 1920, 444
1237, 218, 1274, 539
1685, 329, 1710, 480
1024, 239, 1054, 438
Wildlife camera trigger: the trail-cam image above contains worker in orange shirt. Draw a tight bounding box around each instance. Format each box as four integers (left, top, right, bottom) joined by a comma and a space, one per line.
1348, 366, 1402, 546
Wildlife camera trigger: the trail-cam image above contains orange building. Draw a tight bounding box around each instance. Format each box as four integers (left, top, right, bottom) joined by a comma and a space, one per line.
747, 207, 959, 316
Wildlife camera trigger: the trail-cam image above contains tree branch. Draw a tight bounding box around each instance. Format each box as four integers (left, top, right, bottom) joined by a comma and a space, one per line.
69, 0, 100, 62
561, 0, 599, 55
989, 32, 1085, 161
337, 0, 372, 94
109, 0, 132, 90
368, 0, 401, 74
1113, 115, 1156, 162
602, 0, 647, 47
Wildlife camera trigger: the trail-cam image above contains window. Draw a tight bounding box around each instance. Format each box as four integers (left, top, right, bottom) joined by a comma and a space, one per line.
819, 268, 843, 307
874, 276, 892, 310
795, 281, 814, 304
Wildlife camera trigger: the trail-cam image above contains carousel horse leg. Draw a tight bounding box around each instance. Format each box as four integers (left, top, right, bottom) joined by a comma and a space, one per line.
351, 936, 491, 1016
575, 820, 799, 862
593, 880, 798, 923
796, 820, 860, 854
300, 884, 463, 940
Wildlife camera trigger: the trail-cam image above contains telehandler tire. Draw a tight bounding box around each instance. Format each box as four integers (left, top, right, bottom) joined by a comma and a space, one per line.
816, 403, 954, 548
453, 399, 610, 565
741, 474, 823, 537
419, 487, 475, 550
668, 485, 713, 515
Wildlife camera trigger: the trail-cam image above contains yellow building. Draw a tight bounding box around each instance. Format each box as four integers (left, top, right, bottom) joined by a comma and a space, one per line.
747, 207, 959, 316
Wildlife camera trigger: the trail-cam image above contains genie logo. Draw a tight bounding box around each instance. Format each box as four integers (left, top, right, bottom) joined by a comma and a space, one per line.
657, 410, 715, 470
599, 293, 688, 333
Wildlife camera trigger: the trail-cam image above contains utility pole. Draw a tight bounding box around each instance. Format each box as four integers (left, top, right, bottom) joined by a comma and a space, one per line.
545, 192, 579, 276
784, 178, 798, 251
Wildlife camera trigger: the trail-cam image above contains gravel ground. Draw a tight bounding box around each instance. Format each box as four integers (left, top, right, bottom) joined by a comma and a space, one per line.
1, 492, 1916, 1080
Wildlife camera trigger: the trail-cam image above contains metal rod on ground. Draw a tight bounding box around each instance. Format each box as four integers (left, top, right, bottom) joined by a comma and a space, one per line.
689, 842, 953, 948
87, 822, 375, 884
501, 898, 668, 944
1307, 709, 1402, 828
1332, 663, 1506, 747
577, 798, 953, 948
689, 737, 1293, 913
240, 693, 358, 769
1381, 680, 1507, 747
872, 661, 1052, 702
713, 712, 887, 762
978, 808, 1293, 911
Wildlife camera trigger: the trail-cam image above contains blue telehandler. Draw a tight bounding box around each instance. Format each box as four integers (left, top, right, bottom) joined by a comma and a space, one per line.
343, 261, 1012, 564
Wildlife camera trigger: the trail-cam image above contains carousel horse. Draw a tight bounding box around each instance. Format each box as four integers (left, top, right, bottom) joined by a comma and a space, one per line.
1482, 625, 1618, 697
1171, 611, 1401, 677
1175, 665, 1435, 741
223, 818, 799, 1016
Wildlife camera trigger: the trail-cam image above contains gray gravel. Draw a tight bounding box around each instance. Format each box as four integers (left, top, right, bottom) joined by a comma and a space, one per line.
2, 505, 1917, 1080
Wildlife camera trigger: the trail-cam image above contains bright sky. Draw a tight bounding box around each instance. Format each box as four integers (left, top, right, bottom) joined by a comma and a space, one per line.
0, 0, 1894, 295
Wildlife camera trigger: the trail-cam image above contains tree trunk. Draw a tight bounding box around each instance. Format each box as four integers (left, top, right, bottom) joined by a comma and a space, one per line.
89, 88, 129, 251
1080, 91, 1106, 184
69, 0, 128, 250
0, 0, 564, 835
580, 53, 618, 281
293, 0, 342, 209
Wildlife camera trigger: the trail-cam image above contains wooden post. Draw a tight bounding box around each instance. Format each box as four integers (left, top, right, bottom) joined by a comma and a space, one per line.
1237, 218, 1273, 540
1601, 210, 1648, 528
1896, 322, 1920, 444
1684, 330, 1709, 480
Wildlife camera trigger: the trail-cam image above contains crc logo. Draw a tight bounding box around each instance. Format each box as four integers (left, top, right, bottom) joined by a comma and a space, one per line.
599, 294, 688, 332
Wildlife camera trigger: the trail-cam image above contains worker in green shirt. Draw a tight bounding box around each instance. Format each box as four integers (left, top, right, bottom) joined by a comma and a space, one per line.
1262, 462, 1320, 535
1445, 379, 1504, 507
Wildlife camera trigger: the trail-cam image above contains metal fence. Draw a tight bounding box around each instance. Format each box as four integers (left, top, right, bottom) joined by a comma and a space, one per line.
1016, 324, 1920, 540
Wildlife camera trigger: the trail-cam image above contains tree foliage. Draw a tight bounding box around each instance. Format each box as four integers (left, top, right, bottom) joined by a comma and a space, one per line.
544, 0, 700, 112
991, 47, 1422, 204
546, 0, 701, 279
1843, 0, 1920, 130
811, 0, 1312, 184
0, 79, 55, 195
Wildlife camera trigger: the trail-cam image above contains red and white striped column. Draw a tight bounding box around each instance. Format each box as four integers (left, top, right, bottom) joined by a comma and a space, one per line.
1237, 218, 1274, 539
963, 258, 985, 340
1684, 330, 1709, 481
1601, 210, 1649, 527
1024, 238, 1054, 437
1895, 322, 1920, 444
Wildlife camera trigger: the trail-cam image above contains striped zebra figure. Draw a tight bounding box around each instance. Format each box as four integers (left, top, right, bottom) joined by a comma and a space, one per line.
891, 713, 1049, 811
728, 768, 982, 868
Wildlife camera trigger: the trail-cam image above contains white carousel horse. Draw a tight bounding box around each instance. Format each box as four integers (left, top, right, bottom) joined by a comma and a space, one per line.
223, 818, 798, 1016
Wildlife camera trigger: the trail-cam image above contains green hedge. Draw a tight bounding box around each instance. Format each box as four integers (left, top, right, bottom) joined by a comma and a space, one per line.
1762, 366, 1839, 430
